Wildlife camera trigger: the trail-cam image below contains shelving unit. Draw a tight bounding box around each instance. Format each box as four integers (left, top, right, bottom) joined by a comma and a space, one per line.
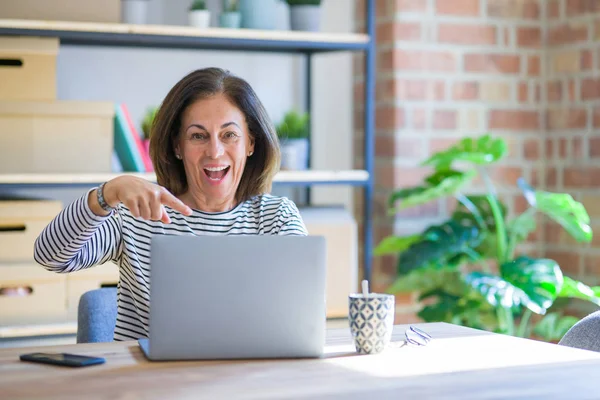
0, 0, 375, 281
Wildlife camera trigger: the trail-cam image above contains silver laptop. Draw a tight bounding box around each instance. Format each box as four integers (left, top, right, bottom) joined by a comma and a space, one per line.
138, 234, 327, 361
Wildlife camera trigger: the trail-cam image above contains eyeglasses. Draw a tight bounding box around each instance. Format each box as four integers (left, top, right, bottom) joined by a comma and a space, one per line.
405, 326, 432, 346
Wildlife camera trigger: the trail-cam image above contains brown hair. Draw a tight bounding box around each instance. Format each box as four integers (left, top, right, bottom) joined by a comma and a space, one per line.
149, 67, 281, 203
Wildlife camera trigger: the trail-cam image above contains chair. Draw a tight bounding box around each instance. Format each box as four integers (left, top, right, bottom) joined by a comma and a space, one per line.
76, 287, 118, 343
558, 310, 600, 352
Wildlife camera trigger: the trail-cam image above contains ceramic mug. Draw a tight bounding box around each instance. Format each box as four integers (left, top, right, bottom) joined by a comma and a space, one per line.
348, 293, 395, 354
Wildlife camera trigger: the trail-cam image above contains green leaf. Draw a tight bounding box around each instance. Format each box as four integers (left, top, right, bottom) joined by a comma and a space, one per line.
558, 276, 600, 306
374, 234, 420, 256
506, 210, 537, 245
388, 266, 466, 295
397, 220, 483, 274
533, 312, 579, 342
518, 178, 592, 243
500, 256, 563, 314
417, 290, 461, 322
452, 195, 508, 231
389, 169, 476, 211
421, 134, 508, 170
465, 272, 530, 311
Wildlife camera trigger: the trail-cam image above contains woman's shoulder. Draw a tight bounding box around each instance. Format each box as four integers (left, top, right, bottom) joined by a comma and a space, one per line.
245, 194, 301, 215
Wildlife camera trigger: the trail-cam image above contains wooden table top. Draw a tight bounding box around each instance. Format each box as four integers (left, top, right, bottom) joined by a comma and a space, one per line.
1, 322, 600, 399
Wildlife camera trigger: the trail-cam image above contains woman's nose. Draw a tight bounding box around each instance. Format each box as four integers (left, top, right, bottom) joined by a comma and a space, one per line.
206, 139, 224, 159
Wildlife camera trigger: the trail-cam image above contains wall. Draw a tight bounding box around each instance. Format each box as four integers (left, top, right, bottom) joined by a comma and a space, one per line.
356, 0, 600, 323
54, 0, 354, 211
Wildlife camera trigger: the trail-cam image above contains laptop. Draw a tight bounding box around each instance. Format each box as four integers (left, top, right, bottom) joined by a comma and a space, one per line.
138, 234, 327, 361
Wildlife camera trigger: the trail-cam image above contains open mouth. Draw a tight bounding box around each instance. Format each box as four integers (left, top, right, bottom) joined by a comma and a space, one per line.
203, 166, 230, 182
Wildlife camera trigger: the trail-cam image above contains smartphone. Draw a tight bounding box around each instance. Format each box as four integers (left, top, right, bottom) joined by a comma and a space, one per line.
19, 352, 105, 368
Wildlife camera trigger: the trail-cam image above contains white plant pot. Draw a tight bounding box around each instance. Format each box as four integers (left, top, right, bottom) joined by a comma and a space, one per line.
121, 0, 149, 24
189, 10, 211, 28
290, 5, 321, 32
280, 138, 309, 171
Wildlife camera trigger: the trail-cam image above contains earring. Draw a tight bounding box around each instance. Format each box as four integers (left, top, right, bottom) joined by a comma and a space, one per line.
176, 154, 182, 159
248, 151, 253, 156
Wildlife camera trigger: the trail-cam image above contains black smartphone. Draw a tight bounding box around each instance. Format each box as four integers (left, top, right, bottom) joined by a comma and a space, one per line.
19, 352, 106, 368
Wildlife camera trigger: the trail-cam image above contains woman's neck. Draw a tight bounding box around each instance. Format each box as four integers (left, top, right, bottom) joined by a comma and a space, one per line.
179, 191, 237, 213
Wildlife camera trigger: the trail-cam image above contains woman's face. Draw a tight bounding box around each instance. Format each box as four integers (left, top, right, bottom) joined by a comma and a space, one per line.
175, 93, 255, 209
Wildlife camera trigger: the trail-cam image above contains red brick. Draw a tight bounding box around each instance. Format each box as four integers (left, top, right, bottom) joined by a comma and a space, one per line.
376, 0, 389, 17
517, 27, 542, 48
438, 23, 497, 45
375, 80, 393, 102
559, 138, 568, 159
582, 78, 600, 100
545, 138, 554, 158
396, 0, 428, 12
377, 22, 422, 43
528, 56, 541, 76
589, 137, 600, 158
519, 83, 529, 103
547, 81, 562, 102
524, 138, 540, 160
563, 167, 600, 188
378, 49, 394, 71
487, 0, 540, 19
464, 54, 521, 74
568, 80, 576, 101
594, 107, 600, 127
582, 50, 593, 70
548, 23, 589, 45
375, 136, 424, 158
546, 108, 588, 131
355, 0, 365, 22
432, 110, 457, 130
491, 166, 523, 186
395, 80, 445, 101
548, 0, 561, 18
435, 0, 479, 15
573, 136, 584, 158
489, 110, 540, 130
394, 312, 422, 325
546, 167, 558, 188
376, 106, 405, 130
412, 108, 428, 130
395, 201, 440, 218
452, 81, 479, 100
545, 250, 581, 277
396, 50, 457, 72
584, 255, 600, 280
566, 0, 600, 16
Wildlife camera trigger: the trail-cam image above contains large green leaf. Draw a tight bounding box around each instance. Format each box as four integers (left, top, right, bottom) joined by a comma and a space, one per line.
397, 220, 483, 274
465, 272, 530, 311
417, 289, 496, 330
389, 169, 476, 212
500, 256, 563, 314
518, 178, 592, 243
558, 276, 600, 306
388, 266, 466, 295
452, 195, 508, 231
373, 234, 420, 256
533, 312, 579, 342
506, 210, 537, 245
421, 134, 508, 170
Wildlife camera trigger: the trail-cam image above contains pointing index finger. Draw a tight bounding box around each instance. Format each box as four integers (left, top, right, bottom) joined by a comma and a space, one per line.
160, 189, 193, 216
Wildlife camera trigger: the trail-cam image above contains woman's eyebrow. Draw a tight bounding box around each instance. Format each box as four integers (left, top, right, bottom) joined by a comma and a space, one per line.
186, 122, 240, 131
186, 123, 208, 132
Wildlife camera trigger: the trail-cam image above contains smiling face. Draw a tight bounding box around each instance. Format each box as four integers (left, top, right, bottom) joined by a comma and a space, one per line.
174, 93, 255, 211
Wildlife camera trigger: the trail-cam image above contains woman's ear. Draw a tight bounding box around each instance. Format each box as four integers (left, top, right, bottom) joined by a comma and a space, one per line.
248, 135, 255, 156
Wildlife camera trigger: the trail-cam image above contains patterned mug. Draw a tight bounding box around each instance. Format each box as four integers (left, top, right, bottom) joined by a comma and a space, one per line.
348, 293, 395, 354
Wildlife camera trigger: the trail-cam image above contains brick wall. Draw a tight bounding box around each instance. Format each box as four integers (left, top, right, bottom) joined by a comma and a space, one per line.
354, 0, 600, 323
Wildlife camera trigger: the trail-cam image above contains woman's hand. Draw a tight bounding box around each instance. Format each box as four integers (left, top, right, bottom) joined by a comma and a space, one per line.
91, 176, 193, 223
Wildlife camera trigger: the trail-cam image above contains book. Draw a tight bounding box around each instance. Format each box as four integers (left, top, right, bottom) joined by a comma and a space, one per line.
113, 103, 145, 172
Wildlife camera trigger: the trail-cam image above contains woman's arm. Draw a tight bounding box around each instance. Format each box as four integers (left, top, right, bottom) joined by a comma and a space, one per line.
277, 198, 308, 236
33, 188, 123, 273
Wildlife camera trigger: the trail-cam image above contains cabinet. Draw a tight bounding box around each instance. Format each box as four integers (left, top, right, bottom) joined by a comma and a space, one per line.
0, 1, 376, 337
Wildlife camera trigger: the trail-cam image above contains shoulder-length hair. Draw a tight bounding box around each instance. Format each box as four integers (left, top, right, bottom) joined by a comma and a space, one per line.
149, 67, 280, 203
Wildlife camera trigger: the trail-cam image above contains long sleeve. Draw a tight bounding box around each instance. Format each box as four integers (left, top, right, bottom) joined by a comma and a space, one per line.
33, 190, 123, 273
277, 198, 308, 236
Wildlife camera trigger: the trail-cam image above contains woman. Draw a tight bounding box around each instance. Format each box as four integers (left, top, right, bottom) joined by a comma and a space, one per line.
34, 67, 308, 341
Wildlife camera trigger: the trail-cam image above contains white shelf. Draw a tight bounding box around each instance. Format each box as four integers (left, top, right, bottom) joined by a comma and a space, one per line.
0, 322, 77, 339
0, 170, 369, 186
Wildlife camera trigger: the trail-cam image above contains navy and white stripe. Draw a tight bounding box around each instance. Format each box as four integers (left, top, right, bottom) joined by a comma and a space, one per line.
34, 191, 308, 341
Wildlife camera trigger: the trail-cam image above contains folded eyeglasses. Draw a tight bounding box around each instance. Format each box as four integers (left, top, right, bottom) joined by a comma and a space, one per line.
405, 326, 432, 346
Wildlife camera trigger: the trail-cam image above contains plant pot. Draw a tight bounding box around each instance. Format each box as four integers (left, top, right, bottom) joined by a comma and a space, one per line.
219, 12, 241, 29
239, 0, 279, 30
289, 5, 321, 32
188, 10, 211, 28
121, 0, 149, 24
280, 138, 309, 171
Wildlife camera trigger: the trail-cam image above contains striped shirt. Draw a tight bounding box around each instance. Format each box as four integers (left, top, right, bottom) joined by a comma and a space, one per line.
34, 190, 308, 341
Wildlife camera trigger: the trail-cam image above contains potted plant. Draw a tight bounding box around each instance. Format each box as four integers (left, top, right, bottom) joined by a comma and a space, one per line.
286, 0, 321, 32
276, 110, 309, 171
219, 0, 241, 28
375, 134, 600, 342
188, 0, 211, 29
121, 0, 149, 24
238, 0, 280, 30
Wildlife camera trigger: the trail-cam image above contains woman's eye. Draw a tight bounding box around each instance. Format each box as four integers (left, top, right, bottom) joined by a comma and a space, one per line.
191, 133, 205, 140
225, 131, 238, 139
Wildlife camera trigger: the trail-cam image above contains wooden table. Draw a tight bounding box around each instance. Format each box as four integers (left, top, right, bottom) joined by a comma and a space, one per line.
1, 322, 600, 399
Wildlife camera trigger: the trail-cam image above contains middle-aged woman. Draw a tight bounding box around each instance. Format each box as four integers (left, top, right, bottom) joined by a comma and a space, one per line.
34, 67, 308, 341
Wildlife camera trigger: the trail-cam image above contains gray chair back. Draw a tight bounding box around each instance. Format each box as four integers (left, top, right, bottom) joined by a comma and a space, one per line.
76, 287, 118, 343
558, 310, 600, 352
